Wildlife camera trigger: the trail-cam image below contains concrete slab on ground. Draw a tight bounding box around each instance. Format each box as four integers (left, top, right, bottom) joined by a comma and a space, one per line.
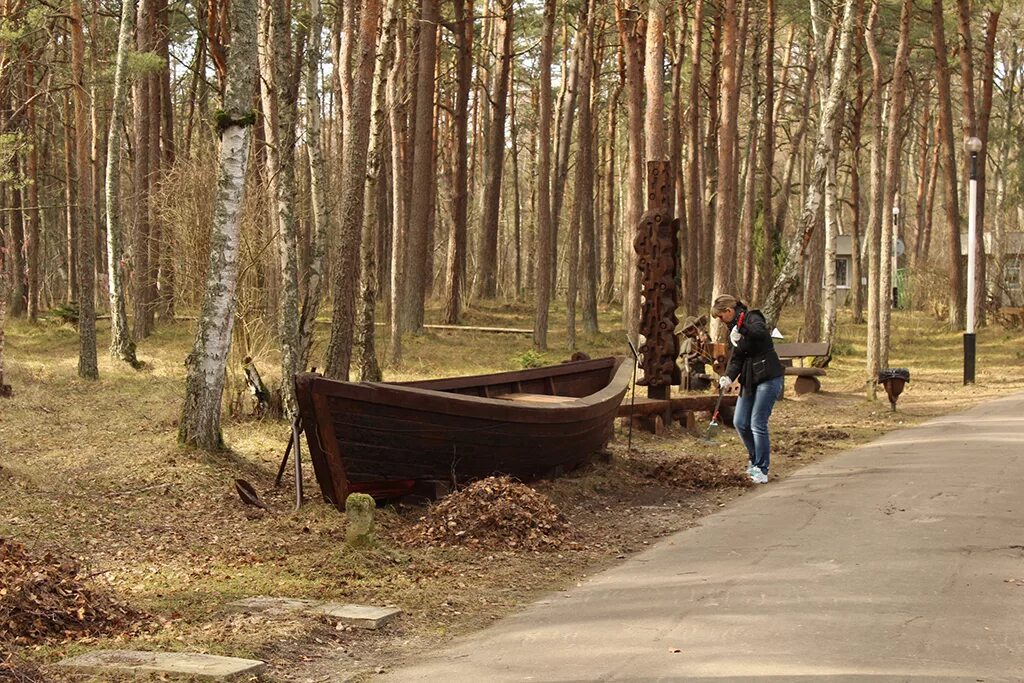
57, 650, 265, 680
378, 392, 1024, 681
227, 596, 401, 629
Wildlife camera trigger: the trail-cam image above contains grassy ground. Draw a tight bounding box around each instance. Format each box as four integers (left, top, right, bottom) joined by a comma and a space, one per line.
1, 301, 1022, 681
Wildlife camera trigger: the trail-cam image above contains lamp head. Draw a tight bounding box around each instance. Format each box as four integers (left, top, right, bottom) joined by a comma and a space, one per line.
965, 136, 983, 154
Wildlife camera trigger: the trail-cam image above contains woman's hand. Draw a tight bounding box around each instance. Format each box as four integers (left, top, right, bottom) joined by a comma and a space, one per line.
719, 375, 733, 390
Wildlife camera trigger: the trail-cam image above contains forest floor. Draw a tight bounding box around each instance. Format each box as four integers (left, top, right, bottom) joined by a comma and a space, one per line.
1, 302, 1023, 682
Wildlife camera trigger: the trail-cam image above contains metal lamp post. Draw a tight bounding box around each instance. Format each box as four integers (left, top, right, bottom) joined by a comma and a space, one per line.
964, 136, 983, 385
891, 203, 900, 309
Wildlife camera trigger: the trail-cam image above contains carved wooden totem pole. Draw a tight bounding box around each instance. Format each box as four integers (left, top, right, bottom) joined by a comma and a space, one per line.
634, 161, 680, 399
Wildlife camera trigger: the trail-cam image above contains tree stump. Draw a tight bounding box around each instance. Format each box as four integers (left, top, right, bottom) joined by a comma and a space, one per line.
345, 493, 376, 548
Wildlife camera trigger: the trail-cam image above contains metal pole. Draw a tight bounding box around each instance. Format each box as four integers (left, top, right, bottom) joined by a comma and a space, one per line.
891, 205, 899, 308
964, 149, 978, 384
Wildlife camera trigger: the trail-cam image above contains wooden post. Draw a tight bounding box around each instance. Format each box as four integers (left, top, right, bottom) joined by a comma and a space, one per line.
634, 160, 679, 400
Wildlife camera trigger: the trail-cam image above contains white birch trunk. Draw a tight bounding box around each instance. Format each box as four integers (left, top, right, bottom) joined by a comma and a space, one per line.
106, 0, 140, 368
298, 0, 331, 373
179, 0, 259, 450
823, 154, 837, 343
257, 0, 301, 415
761, 0, 855, 327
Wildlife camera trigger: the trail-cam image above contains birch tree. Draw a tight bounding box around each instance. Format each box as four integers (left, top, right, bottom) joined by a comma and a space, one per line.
761, 0, 856, 326
297, 0, 331, 372
179, 0, 259, 450
105, 0, 141, 368
257, 0, 301, 414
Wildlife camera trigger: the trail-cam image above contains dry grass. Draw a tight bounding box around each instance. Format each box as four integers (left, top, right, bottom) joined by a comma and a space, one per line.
1, 301, 1022, 680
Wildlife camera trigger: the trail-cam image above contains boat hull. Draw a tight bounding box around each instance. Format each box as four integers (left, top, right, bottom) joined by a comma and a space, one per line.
294, 357, 631, 507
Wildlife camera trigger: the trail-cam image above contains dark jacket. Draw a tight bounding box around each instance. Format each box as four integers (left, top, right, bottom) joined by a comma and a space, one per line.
724, 304, 785, 395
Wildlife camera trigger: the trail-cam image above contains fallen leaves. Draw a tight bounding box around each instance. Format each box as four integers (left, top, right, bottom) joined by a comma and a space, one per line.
0, 537, 142, 647
402, 477, 573, 551
635, 453, 753, 490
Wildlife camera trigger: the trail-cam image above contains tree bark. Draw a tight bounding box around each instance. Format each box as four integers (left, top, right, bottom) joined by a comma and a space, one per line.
685, 0, 704, 315
756, 0, 775, 307
179, 0, 259, 450
444, 0, 473, 325
475, 0, 514, 300
644, 0, 666, 160
132, 0, 153, 340
106, 0, 141, 367
931, 0, 964, 329
297, 0, 331, 372
849, 38, 865, 324
258, 0, 302, 413
616, 0, 644, 342
404, 0, 439, 330
24, 58, 40, 322
551, 0, 591, 286
602, 79, 622, 305
69, 0, 98, 379
578, 9, 598, 336
324, 0, 383, 379
711, 0, 740, 325
878, 0, 912, 368
761, 0, 855, 327
971, 10, 1000, 322
387, 5, 407, 364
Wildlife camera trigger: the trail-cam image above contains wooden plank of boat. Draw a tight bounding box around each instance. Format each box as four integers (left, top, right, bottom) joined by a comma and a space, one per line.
498, 393, 575, 404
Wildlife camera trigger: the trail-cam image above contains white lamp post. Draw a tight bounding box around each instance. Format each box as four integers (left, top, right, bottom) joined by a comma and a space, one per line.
891, 203, 900, 308
964, 136, 982, 384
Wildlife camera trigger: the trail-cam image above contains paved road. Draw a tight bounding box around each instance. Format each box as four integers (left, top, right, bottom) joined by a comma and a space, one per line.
379, 392, 1024, 682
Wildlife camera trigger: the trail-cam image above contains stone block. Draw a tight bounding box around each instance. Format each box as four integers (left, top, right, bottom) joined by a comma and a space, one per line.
225, 596, 316, 614
57, 650, 265, 680
312, 603, 402, 629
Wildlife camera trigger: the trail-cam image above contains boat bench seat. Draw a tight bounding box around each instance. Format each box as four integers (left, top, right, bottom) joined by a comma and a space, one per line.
497, 392, 574, 404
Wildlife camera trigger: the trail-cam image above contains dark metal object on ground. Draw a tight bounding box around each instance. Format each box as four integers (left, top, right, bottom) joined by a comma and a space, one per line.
294, 357, 632, 509
634, 161, 679, 399
234, 479, 268, 509
704, 386, 728, 441
878, 368, 911, 411
274, 414, 305, 511
626, 338, 641, 452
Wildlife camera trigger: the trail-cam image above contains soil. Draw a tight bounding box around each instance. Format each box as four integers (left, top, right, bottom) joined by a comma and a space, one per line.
2, 307, 1022, 682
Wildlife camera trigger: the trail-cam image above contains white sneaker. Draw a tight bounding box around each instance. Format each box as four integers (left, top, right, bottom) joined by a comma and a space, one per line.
751, 468, 769, 484
746, 462, 756, 475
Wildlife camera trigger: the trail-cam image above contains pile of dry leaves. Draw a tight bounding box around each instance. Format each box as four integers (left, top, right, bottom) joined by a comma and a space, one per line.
403, 477, 572, 550
0, 537, 140, 646
639, 454, 752, 489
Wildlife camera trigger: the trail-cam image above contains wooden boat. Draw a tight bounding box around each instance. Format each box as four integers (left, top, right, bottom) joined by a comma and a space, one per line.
294, 356, 631, 507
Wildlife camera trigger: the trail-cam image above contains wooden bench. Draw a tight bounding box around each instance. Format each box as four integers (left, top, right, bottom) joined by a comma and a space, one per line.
774, 342, 831, 395
616, 393, 739, 435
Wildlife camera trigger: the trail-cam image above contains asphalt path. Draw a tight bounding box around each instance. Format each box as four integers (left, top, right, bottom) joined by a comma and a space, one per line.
378, 392, 1024, 682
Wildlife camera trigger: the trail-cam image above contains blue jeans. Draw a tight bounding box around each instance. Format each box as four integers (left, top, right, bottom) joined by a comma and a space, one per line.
733, 376, 784, 474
